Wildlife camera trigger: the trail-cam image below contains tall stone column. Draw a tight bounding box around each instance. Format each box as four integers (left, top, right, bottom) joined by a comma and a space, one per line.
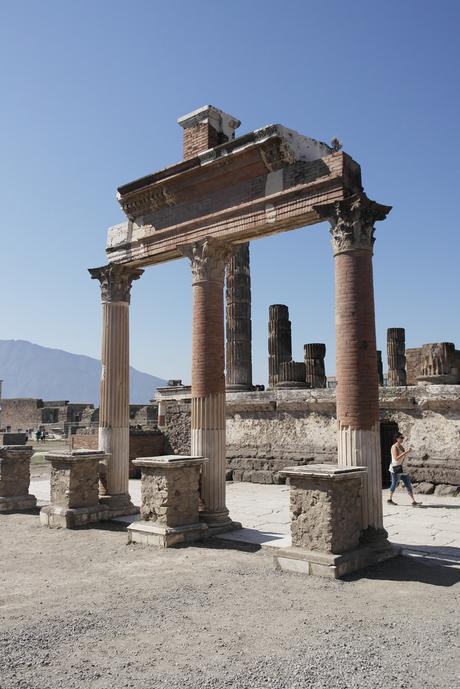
226, 242, 253, 391
387, 328, 407, 386
315, 194, 391, 536
89, 264, 143, 515
304, 343, 327, 388
268, 305, 292, 388
377, 350, 384, 386
181, 237, 238, 533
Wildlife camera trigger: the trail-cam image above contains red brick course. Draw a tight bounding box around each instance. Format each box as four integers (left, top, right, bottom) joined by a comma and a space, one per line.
192, 280, 225, 397
335, 248, 379, 429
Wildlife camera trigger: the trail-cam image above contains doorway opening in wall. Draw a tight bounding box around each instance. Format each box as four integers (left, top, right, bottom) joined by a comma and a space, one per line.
380, 421, 399, 487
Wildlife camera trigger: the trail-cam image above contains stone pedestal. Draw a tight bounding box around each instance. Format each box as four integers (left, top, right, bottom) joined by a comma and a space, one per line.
127, 456, 208, 547
315, 194, 391, 536
387, 328, 407, 386
40, 451, 110, 528
304, 343, 327, 388
89, 264, 143, 516
181, 238, 241, 534
276, 361, 308, 389
226, 242, 253, 391
268, 304, 292, 388
273, 465, 398, 578
0, 445, 36, 512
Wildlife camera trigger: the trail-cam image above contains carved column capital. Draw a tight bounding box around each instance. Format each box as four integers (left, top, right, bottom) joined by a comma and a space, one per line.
314, 194, 391, 256
180, 236, 234, 284
89, 264, 144, 303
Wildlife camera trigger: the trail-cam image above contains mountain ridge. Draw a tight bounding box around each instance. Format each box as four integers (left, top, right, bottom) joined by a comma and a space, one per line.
0, 339, 166, 405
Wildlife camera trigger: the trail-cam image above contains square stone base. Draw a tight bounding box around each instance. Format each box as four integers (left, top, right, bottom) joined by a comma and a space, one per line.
204, 520, 242, 537
0, 494, 37, 512
274, 540, 401, 579
127, 520, 208, 547
40, 504, 110, 529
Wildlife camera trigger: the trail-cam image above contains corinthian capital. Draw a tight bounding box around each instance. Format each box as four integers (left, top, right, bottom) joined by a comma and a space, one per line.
314, 194, 391, 256
89, 264, 144, 303
180, 237, 234, 284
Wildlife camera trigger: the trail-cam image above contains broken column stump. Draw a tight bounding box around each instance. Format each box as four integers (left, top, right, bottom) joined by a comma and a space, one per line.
40, 451, 110, 528
273, 465, 398, 578
0, 445, 36, 512
127, 455, 208, 547
276, 361, 308, 389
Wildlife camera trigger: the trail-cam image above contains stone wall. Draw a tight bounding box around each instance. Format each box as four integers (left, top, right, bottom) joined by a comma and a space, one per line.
161, 386, 460, 489
71, 428, 165, 477
0, 399, 43, 431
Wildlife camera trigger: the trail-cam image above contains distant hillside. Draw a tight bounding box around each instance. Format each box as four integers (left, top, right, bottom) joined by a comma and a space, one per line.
0, 340, 166, 405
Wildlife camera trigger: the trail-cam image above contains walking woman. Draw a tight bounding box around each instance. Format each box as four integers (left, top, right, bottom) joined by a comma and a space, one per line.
387, 432, 421, 506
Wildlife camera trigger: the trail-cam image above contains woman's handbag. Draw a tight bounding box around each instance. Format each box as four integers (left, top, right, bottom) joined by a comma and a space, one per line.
393, 464, 404, 474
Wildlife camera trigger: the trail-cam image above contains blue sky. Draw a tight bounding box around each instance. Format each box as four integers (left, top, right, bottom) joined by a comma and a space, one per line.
1, 0, 459, 387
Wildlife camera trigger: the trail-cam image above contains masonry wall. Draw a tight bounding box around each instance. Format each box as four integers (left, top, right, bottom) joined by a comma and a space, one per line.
0, 399, 43, 431
161, 386, 460, 489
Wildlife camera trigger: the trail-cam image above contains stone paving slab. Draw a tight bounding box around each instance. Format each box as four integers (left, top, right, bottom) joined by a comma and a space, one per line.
30, 478, 460, 564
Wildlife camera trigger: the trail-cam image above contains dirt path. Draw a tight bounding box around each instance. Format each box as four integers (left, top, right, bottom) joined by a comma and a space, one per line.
0, 511, 458, 689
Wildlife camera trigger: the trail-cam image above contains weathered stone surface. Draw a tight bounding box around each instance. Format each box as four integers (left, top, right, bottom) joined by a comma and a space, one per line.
139, 463, 201, 527
226, 242, 253, 390
282, 465, 365, 554
0, 445, 36, 512
304, 343, 326, 388
387, 328, 407, 386
268, 305, 292, 388
433, 483, 459, 497
412, 482, 435, 494
276, 361, 307, 389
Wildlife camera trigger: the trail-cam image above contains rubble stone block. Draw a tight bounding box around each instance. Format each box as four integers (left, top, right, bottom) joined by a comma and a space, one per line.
40, 451, 110, 528
127, 455, 208, 547
0, 445, 36, 512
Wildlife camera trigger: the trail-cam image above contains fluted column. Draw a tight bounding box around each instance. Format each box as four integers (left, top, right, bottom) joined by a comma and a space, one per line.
181, 237, 238, 532
226, 242, 253, 391
315, 194, 391, 536
304, 343, 327, 388
387, 328, 407, 386
89, 264, 143, 515
268, 305, 292, 387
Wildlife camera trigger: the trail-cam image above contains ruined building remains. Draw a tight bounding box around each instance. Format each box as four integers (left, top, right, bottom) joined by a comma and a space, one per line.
225, 242, 253, 391
304, 343, 327, 388
387, 328, 407, 386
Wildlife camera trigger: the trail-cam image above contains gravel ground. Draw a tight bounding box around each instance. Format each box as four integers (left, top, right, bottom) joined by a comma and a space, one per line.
0, 511, 459, 689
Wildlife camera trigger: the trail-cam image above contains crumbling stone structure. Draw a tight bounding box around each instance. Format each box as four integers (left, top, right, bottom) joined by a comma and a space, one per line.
268, 305, 292, 388
277, 361, 307, 388
226, 242, 253, 391
304, 343, 326, 388
0, 445, 36, 512
406, 343, 460, 385
387, 328, 407, 386
40, 451, 110, 528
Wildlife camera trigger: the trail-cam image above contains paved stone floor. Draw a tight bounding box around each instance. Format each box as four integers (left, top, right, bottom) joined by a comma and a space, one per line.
30, 478, 460, 566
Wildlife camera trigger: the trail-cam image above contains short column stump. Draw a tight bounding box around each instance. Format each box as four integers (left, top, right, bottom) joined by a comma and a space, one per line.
0, 445, 36, 512
273, 464, 399, 578
40, 451, 110, 528
127, 455, 208, 547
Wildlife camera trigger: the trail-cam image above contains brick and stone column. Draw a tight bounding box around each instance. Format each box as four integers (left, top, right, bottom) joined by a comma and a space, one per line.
89, 264, 143, 515
181, 237, 238, 532
387, 328, 407, 386
304, 343, 327, 388
226, 242, 253, 391
268, 305, 292, 388
315, 194, 391, 536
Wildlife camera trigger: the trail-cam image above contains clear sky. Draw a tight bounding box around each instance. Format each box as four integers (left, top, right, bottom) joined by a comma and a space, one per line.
1, 0, 459, 386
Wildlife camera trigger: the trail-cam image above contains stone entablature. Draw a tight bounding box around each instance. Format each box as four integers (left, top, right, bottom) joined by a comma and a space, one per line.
106, 124, 361, 267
